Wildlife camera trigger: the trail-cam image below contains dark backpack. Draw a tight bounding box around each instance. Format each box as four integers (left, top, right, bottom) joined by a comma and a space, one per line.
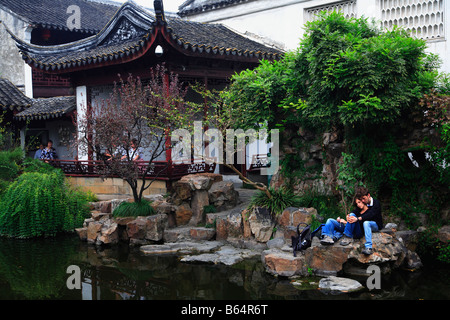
291, 223, 324, 257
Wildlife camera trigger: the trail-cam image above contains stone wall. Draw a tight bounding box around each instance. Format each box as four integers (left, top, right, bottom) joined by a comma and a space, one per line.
67, 176, 167, 196
270, 127, 344, 196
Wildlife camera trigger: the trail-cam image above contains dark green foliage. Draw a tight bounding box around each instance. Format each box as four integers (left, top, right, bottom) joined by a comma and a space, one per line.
0, 147, 23, 194
22, 157, 60, 174
203, 205, 217, 214
248, 187, 302, 217
417, 227, 450, 264
0, 171, 88, 238
112, 200, 155, 218
294, 187, 344, 230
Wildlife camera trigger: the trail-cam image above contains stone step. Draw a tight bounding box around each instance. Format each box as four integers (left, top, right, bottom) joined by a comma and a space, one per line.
163, 226, 216, 243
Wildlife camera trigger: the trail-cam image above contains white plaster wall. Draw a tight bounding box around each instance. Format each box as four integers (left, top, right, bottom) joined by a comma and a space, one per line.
425, 0, 450, 73
184, 0, 450, 72
0, 8, 28, 92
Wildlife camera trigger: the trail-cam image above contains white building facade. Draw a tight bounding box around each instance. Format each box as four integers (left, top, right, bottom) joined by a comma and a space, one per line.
179, 0, 450, 73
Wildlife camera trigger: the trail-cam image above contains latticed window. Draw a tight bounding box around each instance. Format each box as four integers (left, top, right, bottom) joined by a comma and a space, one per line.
305, 0, 357, 22
381, 0, 445, 40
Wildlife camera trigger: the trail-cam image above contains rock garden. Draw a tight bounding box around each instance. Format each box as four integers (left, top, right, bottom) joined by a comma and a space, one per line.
74, 172, 450, 293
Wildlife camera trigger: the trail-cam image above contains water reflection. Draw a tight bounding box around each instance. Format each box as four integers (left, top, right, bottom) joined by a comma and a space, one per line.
0, 235, 448, 300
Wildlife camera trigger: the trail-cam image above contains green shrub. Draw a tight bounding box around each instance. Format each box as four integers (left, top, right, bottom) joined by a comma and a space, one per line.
0, 171, 88, 238
203, 205, 217, 214
112, 200, 155, 218
248, 187, 302, 217
0, 147, 23, 181
22, 157, 59, 174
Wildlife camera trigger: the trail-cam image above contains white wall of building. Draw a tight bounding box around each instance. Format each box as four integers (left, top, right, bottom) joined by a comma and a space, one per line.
183, 0, 450, 73
0, 8, 30, 95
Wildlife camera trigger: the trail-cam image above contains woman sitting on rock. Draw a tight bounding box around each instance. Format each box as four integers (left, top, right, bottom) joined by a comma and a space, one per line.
320, 197, 368, 248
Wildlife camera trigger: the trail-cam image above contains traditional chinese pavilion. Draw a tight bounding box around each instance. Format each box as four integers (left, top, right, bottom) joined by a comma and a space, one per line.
8, 0, 282, 192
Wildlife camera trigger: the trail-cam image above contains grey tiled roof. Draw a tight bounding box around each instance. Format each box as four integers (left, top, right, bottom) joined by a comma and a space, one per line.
15, 96, 76, 120
178, 0, 253, 17
0, 77, 75, 119
9, 1, 283, 73
0, 78, 32, 111
0, 0, 120, 34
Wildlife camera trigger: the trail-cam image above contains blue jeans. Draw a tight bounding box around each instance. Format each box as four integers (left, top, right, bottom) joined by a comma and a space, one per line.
363, 220, 379, 248
322, 213, 363, 240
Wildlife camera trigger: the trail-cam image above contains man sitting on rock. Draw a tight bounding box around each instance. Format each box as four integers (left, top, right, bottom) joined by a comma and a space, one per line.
343, 187, 383, 255
321, 187, 383, 255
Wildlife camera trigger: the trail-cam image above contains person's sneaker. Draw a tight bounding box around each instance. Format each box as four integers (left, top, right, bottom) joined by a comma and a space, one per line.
339, 235, 353, 246
320, 235, 334, 245
362, 247, 373, 255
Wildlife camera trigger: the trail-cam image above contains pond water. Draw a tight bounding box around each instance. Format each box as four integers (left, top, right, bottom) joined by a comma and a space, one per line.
0, 234, 448, 300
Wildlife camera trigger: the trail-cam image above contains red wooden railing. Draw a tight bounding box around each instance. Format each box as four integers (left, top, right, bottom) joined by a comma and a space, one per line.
46, 159, 216, 180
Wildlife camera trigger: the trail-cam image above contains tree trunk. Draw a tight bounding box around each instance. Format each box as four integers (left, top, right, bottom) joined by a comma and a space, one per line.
224, 163, 272, 199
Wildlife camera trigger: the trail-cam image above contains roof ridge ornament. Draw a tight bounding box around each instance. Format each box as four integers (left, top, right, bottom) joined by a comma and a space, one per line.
154, 0, 166, 26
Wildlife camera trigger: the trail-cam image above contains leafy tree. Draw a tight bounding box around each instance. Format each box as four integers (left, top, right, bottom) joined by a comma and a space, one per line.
220, 11, 449, 226
76, 64, 203, 204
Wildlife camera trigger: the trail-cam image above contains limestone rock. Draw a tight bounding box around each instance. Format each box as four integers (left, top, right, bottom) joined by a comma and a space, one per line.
98, 221, 119, 245
100, 201, 112, 213
227, 210, 243, 238
126, 215, 168, 242
126, 217, 148, 240
438, 225, 450, 242
113, 217, 135, 226
319, 276, 364, 294
248, 207, 275, 243
394, 230, 419, 251
241, 209, 252, 239
262, 250, 304, 277
87, 221, 102, 244
190, 190, 209, 225
267, 237, 285, 249
304, 238, 353, 276
277, 207, 318, 227
175, 203, 193, 226
151, 200, 174, 215
145, 214, 168, 242
262, 231, 419, 278
180, 245, 259, 266
180, 174, 214, 191
173, 180, 193, 200
75, 227, 87, 241
208, 181, 239, 211
83, 218, 95, 228
215, 215, 229, 241
140, 241, 223, 255
404, 250, 423, 270
163, 227, 192, 243
91, 212, 111, 221
347, 232, 407, 267
190, 227, 216, 241
111, 199, 129, 213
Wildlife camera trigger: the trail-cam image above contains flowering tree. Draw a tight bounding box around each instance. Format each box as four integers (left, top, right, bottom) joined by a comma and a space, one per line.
75, 64, 202, 203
